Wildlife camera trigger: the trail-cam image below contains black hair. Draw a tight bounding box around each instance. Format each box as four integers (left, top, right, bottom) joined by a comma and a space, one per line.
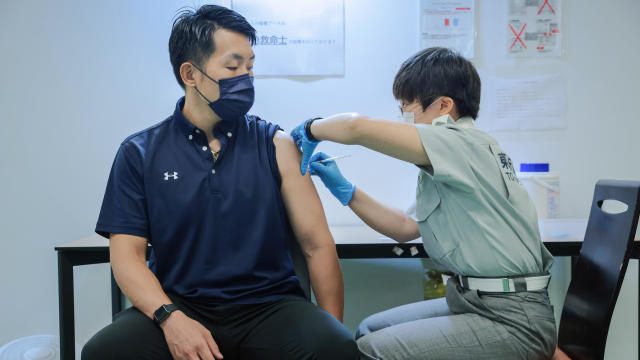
169, 5, 256, 89
393, 47, 481, 119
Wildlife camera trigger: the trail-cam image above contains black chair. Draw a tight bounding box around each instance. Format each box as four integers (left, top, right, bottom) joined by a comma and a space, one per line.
556, 180, 640, 360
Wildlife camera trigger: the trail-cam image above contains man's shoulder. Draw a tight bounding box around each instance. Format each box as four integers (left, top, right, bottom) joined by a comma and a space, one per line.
120, 116, 173, 148
113, 116, 173, 165
244, 114, 296, 161
244, 114, 283, 134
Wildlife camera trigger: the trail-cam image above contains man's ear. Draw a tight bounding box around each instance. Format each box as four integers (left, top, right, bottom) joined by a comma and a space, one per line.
439, 96, 455, 116
180, 62, 197, 88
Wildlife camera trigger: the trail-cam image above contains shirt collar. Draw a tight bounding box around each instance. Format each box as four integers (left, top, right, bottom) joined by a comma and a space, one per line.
174, 97, 197, 137
431, 114, 476, 129
173, 97, 240, 137
453, 116, 476, 129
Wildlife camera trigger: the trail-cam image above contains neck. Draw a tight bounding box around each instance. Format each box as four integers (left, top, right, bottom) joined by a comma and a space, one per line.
182, 89, 222, 139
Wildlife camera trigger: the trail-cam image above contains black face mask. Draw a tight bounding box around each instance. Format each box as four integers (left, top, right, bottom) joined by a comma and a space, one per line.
192, 64, 255, 120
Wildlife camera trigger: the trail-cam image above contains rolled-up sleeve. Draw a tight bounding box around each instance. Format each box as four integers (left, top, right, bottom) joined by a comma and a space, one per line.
95, 142, 149, 239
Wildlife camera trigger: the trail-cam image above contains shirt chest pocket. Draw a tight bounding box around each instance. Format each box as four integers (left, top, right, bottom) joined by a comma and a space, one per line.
415, 173, 457, 260
416, 173, 440, 221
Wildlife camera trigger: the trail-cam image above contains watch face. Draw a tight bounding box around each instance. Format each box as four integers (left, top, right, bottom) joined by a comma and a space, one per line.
154, 305, 169, 323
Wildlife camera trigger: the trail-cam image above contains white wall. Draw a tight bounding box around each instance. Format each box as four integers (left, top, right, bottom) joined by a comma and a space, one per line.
1, 0, 639, 358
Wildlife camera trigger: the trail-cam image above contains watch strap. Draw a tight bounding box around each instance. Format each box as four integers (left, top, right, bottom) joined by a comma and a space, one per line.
304, 117, 322, 143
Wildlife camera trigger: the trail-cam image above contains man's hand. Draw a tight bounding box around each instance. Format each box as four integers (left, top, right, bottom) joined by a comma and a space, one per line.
290, 118, 321, 175
160, 311, 223, 360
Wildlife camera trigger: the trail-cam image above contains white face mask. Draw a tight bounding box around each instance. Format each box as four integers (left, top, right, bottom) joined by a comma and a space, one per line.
398, 96, 444, 125
398, 111, 415, 124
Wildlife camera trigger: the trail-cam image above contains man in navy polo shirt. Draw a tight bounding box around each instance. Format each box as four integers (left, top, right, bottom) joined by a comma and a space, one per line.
82, 5, 357, 360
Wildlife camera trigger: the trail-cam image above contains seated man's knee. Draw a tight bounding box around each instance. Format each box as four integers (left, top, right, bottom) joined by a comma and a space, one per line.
321, 336, 358, 360
357, 333, 397, 360
81, 331, 134, 360
81, 317, 166, 359
356, 334, 376, 359
82, 333, 167, 360
355, 320, 370, 339
356, 313, 384, 339
81, 334, 108, 360
311, 323, 358, 359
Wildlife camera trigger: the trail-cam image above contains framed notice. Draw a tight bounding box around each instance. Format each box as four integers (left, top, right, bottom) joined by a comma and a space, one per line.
232, 0, 345, 76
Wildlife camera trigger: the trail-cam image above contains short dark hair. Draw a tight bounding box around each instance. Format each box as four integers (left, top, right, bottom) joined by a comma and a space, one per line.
393, 47, 481, 119
169, 5, 256, 89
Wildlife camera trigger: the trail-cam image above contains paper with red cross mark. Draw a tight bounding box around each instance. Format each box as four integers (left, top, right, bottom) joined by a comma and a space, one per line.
506, 0, 562, 57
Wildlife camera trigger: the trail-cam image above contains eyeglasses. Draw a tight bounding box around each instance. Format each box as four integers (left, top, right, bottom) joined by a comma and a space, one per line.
399, 97, 444, 113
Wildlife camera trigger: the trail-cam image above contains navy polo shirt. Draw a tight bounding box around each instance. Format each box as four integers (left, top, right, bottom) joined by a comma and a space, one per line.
96, 97, 303, 304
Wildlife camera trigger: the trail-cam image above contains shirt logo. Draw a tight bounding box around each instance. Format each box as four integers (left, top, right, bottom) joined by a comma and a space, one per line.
497, 152, 521, 184
164, 171, 179, 181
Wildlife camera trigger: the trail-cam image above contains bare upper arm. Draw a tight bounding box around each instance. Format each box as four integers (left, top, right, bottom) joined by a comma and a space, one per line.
352, 116, 431, 167
109, 233, 148, 265
273, 130, 333, 252
400, 217, 421, 243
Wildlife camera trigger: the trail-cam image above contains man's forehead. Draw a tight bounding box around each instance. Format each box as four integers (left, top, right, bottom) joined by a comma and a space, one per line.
223, 53, 255, 61
212, 29, 254, 60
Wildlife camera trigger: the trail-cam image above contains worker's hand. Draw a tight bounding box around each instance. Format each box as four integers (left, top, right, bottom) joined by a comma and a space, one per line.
309, 152, 356, 206
290, 118, 321, 175
160, 310, 223, 360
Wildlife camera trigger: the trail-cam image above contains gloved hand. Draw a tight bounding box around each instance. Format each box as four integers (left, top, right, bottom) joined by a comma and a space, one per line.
290, 118, 321, 175
309, 152, 356, 206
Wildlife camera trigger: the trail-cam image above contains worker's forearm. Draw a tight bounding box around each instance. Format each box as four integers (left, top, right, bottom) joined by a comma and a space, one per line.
349, 188, 417, 243
111, 259, 172, 320
307, 246, 344, 322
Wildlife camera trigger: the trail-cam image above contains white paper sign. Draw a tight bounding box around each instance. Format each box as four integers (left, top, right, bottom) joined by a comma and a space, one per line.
420, 0, 475, 58
484, 75, 566, 131
231, 0, 344, 76
507, 0, 562, 57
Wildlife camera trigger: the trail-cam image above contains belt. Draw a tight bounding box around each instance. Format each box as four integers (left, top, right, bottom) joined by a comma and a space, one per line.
442, 273, 551, 293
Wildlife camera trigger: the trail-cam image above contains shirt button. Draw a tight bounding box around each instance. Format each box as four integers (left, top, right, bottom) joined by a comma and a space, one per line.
188, 134, 193, 140
211, 169, 216, 174
195, 129, 201, 133
227, 132, 233, 138
202, 146, 207, 151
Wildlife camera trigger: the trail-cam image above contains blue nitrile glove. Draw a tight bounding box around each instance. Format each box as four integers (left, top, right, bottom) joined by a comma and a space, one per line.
290, 118, 321, 175
309, 152, 356, 206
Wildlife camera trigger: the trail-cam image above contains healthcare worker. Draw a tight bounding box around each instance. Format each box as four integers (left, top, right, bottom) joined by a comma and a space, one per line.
291, 47, 557, 360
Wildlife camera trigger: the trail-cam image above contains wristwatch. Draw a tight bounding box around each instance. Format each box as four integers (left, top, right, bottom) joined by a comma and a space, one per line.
153, 304, 180, 326
305, 117, 323, 142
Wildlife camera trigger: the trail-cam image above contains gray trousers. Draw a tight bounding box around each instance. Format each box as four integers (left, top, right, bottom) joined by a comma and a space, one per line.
356, 279, 556, 360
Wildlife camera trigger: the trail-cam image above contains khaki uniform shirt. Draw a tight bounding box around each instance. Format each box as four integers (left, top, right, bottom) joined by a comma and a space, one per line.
414, 116, 553, 277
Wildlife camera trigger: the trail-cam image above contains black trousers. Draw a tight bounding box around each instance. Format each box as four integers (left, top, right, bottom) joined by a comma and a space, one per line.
81, 293, 358, 360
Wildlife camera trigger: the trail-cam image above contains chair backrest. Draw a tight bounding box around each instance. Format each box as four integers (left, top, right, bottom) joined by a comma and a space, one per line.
557, 180, 640, 360
286, 233, 312, 301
